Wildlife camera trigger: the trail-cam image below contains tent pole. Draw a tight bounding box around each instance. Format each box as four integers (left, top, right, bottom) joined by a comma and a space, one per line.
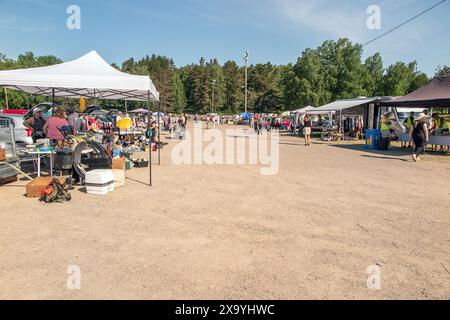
125, 100, 128, 114
52, 88, 55, 107
158, 101, 161, 165
4, 88, 9, 110
148, 91, 152, 187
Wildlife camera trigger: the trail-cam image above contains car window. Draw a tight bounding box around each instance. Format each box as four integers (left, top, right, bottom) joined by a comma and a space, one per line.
0, 117, 15, 127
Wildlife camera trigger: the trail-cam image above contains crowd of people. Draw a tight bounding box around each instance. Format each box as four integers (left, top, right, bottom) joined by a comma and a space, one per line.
23, 106, 448, 160
250, 114, 294, 134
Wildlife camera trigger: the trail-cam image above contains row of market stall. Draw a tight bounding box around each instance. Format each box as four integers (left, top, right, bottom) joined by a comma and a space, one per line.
289, 75, 450, 148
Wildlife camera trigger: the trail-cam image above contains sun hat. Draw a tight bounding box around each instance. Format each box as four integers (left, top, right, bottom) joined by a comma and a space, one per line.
415, 112, 427, 122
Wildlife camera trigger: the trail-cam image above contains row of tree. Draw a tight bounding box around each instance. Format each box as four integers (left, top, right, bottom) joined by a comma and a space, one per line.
1, 38, 449, 113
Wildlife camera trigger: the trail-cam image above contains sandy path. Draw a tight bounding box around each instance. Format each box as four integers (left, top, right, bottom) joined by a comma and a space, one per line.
0, 124, 449, 300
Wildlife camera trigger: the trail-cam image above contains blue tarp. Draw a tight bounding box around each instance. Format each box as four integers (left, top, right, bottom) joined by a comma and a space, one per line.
240, 112, 253, 121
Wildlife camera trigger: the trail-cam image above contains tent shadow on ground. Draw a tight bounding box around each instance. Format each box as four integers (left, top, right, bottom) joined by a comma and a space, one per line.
329, 143, 412, 157
328, 143, 450, 160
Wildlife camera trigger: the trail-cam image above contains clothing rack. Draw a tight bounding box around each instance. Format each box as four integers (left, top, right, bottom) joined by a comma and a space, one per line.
339, 115, 364, 141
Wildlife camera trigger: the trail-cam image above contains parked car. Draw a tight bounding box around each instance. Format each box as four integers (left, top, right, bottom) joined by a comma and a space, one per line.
24, 102, 53, 120
0, 114, 34, 148
0, 109, 28, 116
0, 117, 19, 184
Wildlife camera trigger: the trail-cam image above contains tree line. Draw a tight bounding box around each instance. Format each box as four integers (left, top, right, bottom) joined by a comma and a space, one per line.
1, 38, 449, 114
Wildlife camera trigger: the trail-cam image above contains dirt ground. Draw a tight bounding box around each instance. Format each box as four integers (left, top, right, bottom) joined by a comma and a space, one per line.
1, 124, 449, 300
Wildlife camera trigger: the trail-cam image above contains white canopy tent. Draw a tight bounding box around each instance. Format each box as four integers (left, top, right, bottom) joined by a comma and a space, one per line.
0, 51, 159, 101
291, 106, 315, 114
314, 97, 378, 112
0, 50, 160, 187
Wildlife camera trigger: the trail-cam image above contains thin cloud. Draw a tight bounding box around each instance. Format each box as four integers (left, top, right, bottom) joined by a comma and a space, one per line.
0, 13, 54, 32
276, 0, 368, 40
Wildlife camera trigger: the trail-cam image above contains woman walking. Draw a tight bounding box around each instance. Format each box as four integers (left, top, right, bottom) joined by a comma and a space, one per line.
409, 113, 429, 162
303, 115, 312, 146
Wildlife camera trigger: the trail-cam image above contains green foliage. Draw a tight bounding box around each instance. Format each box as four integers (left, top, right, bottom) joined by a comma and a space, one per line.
169, 72, 186, 114
382, 62, 418, 96
435, 65, 450, 76
364, 53, 384, 96
222, 60, 244, 114
0, 40, 441, 113
0, 52, 62, 109
248, 63, 284, 113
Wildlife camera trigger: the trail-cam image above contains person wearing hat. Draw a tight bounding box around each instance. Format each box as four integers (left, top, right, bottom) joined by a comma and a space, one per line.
24, 109, 46, 142
409, 113, 429, 162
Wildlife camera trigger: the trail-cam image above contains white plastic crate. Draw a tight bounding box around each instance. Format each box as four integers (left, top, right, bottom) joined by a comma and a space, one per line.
85, 169, 114, 195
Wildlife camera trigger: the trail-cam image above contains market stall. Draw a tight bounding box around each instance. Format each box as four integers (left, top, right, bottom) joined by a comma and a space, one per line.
312, 97, 384, 141
0, 51, 160, 187
381, 75, 450, 147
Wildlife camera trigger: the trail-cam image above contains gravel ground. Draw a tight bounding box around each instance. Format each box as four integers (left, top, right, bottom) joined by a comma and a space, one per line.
0, 124, 449, 300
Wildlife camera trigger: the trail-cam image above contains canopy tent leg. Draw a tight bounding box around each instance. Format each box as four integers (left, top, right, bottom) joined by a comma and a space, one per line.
147, 91, 152, 187
52, 88, 55, 107
4, 88, 9, 110
158, 101, 161, 165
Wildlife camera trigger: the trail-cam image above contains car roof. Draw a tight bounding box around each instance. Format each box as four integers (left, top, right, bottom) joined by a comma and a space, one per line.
0, 114, 24, 118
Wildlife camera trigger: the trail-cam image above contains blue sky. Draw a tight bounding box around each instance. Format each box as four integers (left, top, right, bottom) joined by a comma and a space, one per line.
0, 0, 448, 75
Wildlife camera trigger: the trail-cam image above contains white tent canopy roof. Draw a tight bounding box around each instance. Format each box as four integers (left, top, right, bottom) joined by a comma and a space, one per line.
315, 97, 379, 112
291, 106, 315, 114
0, 51, 159, 102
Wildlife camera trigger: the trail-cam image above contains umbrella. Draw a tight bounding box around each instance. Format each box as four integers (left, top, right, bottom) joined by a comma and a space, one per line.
116, 118, 134, 130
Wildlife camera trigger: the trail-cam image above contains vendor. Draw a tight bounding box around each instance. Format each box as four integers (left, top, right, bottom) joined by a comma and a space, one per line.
43, 107, 69, 147
402, 111, 415, 148
380, 113, 392, 138
431, 113, 446, 133
431, 113, 449, 152
24, 109, 46, 142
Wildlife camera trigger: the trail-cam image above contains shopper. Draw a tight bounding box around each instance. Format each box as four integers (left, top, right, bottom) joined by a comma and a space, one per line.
24, 109, 46, 142
43, 107, 69, 147
409, 113, 429, 162
303, 115, 312, 146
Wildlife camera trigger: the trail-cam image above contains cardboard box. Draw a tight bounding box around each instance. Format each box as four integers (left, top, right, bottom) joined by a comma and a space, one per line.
26, 177, 66, 198
112, 157, 126, 170
0, 148, 6, 161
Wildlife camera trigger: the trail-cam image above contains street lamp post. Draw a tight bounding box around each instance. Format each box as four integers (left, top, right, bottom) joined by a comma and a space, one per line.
243, 51, 249, 114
